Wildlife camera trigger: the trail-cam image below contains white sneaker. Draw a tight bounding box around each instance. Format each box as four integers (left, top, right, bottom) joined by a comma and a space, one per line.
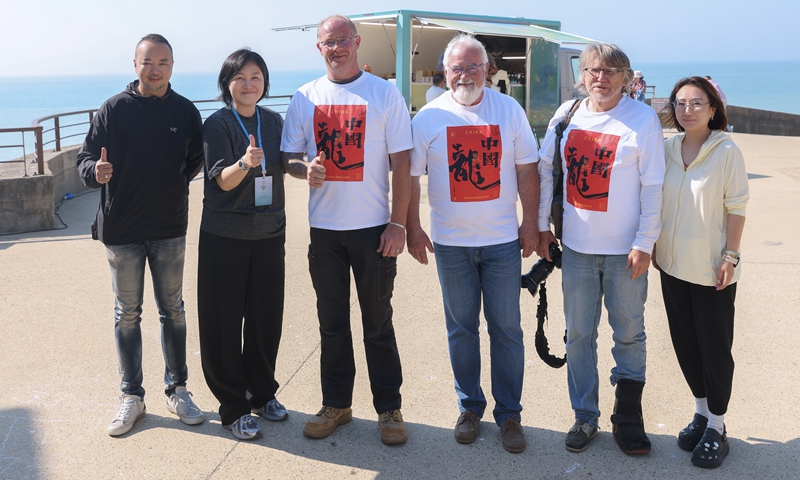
107, 394, 146, 436
166, 386, 205, 425
224, 414, 262, 440
252, 398, 288, 421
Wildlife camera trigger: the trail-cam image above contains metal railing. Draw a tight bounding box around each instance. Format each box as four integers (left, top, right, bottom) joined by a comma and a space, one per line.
0, 95, 293, 177
0, 125, 44, 176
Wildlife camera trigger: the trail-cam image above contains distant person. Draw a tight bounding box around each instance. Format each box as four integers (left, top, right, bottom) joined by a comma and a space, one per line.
629, 70, 646, 101
653, 76, 748, 469
538, 43, 664, 454
198, 48, 288, 441
76, 34, 205, 436
408, 34, 540, 454
704, 76, 727, 108
426, 74, 446, 103
280, 14, 411, 445
491, 69, 511, 95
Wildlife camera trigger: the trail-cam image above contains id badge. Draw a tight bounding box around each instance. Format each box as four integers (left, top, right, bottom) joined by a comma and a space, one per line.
255, 176, 272, 206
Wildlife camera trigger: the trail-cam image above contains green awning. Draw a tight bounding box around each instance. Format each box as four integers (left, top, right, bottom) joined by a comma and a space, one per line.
415, 17, 597, 44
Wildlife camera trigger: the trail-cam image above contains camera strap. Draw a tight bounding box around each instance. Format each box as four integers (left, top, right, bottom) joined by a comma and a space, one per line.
534, 281, 567, 368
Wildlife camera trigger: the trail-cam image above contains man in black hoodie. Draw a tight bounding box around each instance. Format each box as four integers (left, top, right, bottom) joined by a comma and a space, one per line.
76, 34, 205, 437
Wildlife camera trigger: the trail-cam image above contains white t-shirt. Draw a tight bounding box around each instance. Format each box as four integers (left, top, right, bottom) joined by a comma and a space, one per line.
426, 85, 446, 103
411, 88, 539, 247
281, 72, 413, 230
538, 96, 664, 254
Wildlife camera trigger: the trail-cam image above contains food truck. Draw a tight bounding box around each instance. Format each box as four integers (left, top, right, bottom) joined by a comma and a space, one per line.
276, 10, 596, 133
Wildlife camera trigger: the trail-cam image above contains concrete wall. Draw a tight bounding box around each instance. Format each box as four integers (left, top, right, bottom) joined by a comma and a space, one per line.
0, 175, 56, 233
47, 146, 91, 201
647, 100, 800, 137
726, 106, 800, 136
0, 146, 90, 234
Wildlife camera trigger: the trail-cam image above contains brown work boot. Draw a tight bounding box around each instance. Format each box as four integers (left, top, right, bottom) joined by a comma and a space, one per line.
500, 417, 526, 453
454, 410, 481, 444
378, 409, 408, 445
303, 406, 352, 439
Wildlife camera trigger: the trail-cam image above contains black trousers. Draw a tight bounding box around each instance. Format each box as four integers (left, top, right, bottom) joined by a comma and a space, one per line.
308, 225, 403, 414
660, 271, 736, 415
197, 230, 285, 426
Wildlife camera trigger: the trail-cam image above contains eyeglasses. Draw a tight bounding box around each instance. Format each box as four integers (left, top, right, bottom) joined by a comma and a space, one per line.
318, 36, 357, 50
449, 63, 484, 75
672, 100, 710, 111
583, 67, 622, 78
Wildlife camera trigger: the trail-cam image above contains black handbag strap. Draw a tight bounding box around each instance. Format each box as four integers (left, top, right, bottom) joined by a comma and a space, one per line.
553, 98, 582, 200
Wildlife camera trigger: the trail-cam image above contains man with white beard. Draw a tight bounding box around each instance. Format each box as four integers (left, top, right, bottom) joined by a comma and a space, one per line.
407, 34, 541, 453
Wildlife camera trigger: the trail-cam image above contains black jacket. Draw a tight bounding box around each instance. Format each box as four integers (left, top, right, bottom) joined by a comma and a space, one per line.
76, 81, 204, 245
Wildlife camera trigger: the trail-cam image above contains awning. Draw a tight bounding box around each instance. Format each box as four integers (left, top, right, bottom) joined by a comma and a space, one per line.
272, 14, 400, 32
415, 17, 597, 44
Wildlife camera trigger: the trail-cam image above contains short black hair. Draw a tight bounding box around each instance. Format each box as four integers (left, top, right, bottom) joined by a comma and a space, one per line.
432, 73, 445, 86
216, 48, 270, 106
666, 76, 727, 132
137, 34, 173, 54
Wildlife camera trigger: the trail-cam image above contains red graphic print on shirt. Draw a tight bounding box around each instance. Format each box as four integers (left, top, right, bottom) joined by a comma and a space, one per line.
313, 105, 366, 181
447, 125, 502, 202
563, 129, 620, 212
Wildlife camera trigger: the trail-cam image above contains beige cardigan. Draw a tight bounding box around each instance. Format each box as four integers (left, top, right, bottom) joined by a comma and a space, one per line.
656, 130, 749, 286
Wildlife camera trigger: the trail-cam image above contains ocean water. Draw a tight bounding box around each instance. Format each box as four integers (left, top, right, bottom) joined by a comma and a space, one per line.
0, 69, 324, 162
0, 69, 325, 129
1, 60, 798, 161
631, 59, 800, 114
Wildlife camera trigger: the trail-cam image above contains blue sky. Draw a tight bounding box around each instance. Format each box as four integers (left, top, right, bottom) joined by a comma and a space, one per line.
2, 0, 797, 76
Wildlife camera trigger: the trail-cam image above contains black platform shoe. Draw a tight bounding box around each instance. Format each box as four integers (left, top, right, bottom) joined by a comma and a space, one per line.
677, 413, 708, 452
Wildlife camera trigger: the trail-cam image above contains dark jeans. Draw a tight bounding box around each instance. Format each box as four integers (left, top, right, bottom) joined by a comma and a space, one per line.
197, 230, 285, 426
308, 225, 403, 414
660, 271, 736, 415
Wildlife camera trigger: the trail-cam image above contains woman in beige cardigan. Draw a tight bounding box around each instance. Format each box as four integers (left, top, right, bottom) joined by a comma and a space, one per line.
653, 76, 749, 469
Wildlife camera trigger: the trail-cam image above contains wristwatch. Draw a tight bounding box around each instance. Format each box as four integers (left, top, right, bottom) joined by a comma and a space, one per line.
722, 250, 740, 267
238, 157, 249, 171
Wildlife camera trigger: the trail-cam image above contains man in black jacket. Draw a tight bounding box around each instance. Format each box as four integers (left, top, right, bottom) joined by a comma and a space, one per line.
76, 34, 205, 437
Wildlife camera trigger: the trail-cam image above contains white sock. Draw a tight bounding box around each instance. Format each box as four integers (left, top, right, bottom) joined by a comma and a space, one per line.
694, 397, 710, 418
707, 413, 725, 435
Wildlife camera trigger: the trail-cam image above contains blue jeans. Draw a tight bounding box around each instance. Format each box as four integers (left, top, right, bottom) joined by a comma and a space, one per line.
561, 244, 647, 427
434, 240, 524, 425
105, 236, 189, 398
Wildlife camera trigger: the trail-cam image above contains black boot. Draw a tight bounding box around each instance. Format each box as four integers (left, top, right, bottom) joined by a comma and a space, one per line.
610, 379, 651, 454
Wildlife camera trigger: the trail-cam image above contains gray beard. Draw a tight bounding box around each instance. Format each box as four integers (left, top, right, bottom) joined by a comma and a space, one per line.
452, 83, 482, 106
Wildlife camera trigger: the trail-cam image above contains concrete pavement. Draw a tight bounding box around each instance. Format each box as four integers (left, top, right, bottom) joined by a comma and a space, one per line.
1, 131, 799, 479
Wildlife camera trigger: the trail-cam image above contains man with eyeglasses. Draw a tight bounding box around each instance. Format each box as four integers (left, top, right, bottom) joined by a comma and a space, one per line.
537, 43, 664, 455
281, 13, 411, 445
407, 34, 540, 454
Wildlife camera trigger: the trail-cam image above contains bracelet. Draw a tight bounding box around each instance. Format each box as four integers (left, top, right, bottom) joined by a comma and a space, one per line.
723, 249, 740, 258
389, 221, 406, 230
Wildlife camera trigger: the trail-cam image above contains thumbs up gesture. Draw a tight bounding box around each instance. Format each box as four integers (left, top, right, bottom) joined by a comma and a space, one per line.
243, 134, 263, 169
308, 150, 328, 188
95, 147, 113, 184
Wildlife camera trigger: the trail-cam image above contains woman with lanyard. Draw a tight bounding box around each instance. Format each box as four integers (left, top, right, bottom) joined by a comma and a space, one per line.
653, 76, 748, 468
198, 48, 288, 440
